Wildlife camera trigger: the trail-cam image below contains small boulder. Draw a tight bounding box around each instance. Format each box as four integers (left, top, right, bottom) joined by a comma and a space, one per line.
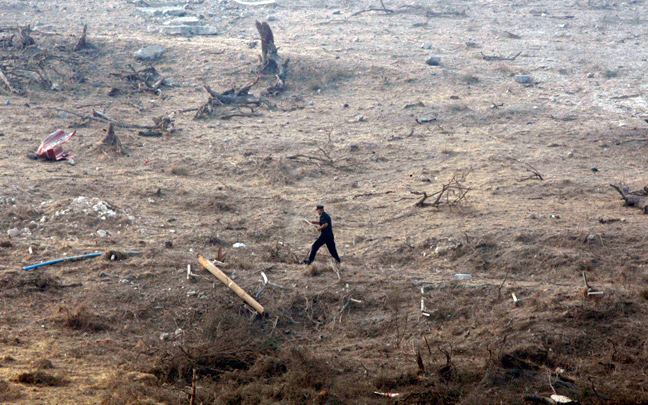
425, 55, 441, 66
514, 75, 531, 84
133, 45, 165, 61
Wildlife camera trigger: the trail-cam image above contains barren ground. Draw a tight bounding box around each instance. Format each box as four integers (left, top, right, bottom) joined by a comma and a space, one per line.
1, 0, 648, 404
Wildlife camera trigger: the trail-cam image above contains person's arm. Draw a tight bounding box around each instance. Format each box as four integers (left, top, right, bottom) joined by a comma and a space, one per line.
317, 222, 329, 231
311, 220, 319, 224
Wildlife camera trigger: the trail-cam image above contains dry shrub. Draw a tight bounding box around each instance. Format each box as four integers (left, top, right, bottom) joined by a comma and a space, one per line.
1, 204, 40, 222
281, 292, 339, 327
150, 311, 277, 383
30, 359, 54, 370
263, 157, 295, 185
229, 254, 254, 270
263, 241, 298, 263
98, 372, 178, 405
304, 260, 339, 277
13, 371, 67, 387
212, 348, 375, 404
0, 272, 60, 295
373, 370, 464, 404
168, 161, 189, 176
0, 379, 22, 402
52, 304, 107, 332
639, 288, 648, 301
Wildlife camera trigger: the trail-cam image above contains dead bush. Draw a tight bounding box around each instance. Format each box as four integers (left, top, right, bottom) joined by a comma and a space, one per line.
0, 379, 22, 402
168, 161, 189, 176
304, 260, 339, 277
29, 359, 54, 370
150, 311, 277, 383
98, 372, 178, 405
213, 348, 375, 404
13, 371, 67, 387
0, 272, 60, 295
639, 288, 648, 300
52, 304, 108, 332
1, 204, 41, 222
263, 241, 299, 263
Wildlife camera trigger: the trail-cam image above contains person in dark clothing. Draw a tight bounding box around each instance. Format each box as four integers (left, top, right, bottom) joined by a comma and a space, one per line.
302, 205, 341, 265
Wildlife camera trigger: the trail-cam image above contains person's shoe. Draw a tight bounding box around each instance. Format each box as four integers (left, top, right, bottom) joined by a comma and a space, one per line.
302, 259, 312, 265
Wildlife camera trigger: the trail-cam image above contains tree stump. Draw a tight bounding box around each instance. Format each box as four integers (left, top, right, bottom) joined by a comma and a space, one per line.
255, 21, 287, 81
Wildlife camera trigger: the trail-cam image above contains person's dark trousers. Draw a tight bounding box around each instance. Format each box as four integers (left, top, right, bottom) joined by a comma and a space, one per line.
308, 235, 341, 263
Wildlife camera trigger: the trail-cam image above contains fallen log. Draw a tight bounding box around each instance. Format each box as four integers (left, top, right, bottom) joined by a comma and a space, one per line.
198, 256, 265, 315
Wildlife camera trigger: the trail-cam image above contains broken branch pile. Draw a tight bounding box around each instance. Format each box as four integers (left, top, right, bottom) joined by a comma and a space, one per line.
410, 169, 472, 208
0, 25, 90, 94
109, 65, 170, 96
194, 81, 274, 120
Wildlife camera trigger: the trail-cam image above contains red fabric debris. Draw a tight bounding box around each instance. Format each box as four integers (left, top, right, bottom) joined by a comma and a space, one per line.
36, 129, 75, 160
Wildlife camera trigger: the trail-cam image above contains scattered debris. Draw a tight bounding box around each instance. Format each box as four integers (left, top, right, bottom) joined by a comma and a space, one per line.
598, 217, 623, 224
480, 51, 521, 61
255, 271, 283, 297
454, 274, 472, 280
7, 228, 30, 238
233, 0, 276, 5
374, 392, 400, 398
582, 271, 603, 297
340, 298, 362, 313
35, 129, 75, 161
51, 107, 157, 129
198, 256, 265, 315
519, 162, 544, 181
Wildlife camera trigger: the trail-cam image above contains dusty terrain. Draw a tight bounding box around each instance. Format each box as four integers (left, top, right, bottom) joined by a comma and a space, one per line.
1, 0, 648, 403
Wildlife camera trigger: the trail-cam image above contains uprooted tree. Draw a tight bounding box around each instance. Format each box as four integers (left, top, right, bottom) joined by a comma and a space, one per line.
194, 21, 287, 119
610, 183, 648, 214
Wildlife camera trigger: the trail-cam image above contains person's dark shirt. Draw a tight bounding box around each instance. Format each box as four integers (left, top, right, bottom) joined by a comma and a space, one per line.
319, 212, 333, 237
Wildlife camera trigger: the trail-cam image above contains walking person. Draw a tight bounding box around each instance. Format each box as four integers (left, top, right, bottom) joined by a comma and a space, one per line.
303, 205, 341, 265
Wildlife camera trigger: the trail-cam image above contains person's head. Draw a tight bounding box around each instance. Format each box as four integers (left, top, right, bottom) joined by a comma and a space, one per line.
316, 205, 324, 215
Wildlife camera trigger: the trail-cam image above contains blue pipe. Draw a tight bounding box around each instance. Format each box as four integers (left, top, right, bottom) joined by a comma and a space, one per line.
23, 251, 141, 271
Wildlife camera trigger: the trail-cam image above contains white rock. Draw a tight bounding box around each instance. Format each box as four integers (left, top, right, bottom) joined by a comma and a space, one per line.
7, 228, 20, 238
134, 45, 165, 61
421, 42, 432, 49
